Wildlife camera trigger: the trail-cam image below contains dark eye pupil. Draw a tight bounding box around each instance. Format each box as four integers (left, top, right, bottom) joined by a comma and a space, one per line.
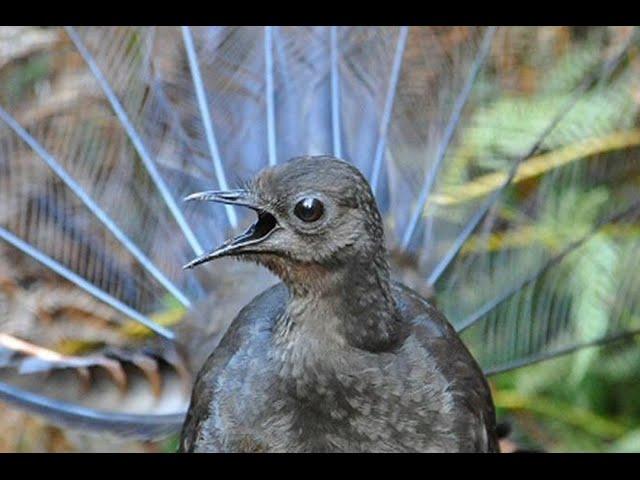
294, 197, 324, 222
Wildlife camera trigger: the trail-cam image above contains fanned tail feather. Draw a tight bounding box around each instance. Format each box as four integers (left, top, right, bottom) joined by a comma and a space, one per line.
2, 26, 640, 441
0, 380, 184, 439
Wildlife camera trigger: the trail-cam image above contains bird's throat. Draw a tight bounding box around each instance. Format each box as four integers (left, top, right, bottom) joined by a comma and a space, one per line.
275, 251, 403, 353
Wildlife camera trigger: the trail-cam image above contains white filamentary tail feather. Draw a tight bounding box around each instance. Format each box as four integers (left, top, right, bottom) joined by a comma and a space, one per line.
0, 26, 639, 437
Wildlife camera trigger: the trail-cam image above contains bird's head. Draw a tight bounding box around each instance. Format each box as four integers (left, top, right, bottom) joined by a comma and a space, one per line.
183, 156, 386, 287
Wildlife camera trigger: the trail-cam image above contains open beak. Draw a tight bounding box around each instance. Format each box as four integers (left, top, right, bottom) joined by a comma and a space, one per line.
182, 189, 279, 269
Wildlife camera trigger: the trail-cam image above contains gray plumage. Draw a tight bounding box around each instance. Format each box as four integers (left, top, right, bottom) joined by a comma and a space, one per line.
179, 156, 498, 453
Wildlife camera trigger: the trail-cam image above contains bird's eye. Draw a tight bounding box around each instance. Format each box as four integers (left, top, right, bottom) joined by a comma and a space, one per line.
294, 197, 324, 223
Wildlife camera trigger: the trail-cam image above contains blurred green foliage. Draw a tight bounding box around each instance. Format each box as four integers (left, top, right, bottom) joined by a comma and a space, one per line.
494, 337, 640, 452
464, 28, 640, 452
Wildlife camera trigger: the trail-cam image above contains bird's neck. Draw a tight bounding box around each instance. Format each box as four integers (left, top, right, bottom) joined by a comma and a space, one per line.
275, 249, 403, 352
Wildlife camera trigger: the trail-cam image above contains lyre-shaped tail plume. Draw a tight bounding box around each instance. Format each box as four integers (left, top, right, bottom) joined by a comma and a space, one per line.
1, 26, 640, 440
